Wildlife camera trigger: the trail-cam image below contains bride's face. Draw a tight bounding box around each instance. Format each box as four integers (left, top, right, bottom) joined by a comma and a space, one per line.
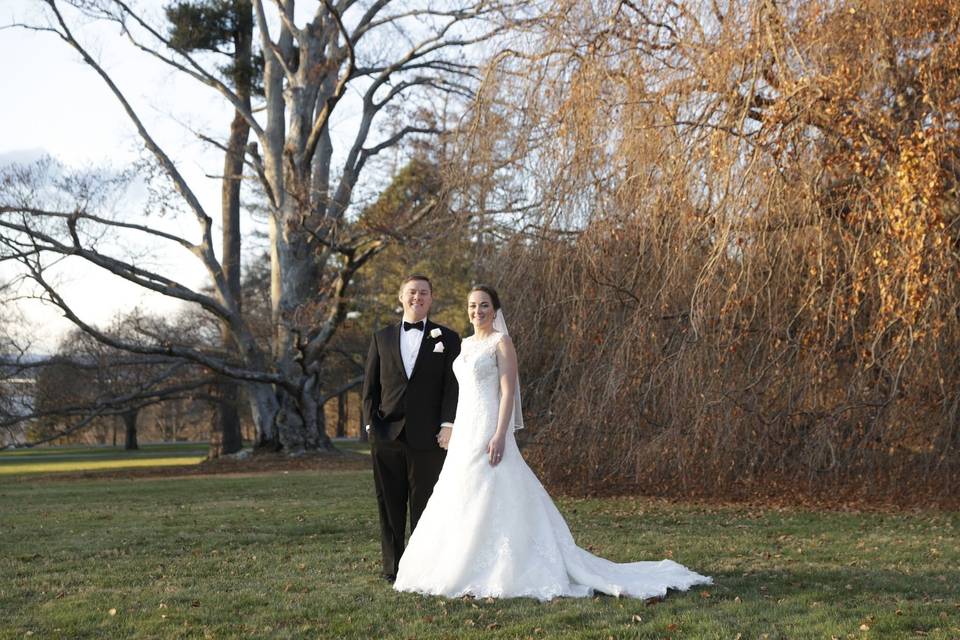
468, 291, 496, 332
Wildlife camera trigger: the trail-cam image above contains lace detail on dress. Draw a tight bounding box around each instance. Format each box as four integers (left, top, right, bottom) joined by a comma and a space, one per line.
393, 331, 711, 601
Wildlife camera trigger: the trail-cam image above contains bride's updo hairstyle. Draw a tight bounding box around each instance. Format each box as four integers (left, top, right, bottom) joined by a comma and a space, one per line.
470, 285, 501, 311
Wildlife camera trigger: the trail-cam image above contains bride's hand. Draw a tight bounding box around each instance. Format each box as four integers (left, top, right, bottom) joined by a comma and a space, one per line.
487, 433, 506, 466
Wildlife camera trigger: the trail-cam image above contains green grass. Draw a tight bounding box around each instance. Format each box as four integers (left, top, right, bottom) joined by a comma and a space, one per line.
0, 456, 208, 475
0, 443, 208, 458
329, 439, 371, 455
0, 470, 958, 639
0, 443, 209, 476
0, 441, 370, 477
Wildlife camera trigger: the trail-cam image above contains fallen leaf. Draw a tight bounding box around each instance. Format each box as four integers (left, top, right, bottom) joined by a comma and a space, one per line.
631, 614, 642, 623
108, 608, 117, 616
860, 624, 870, 631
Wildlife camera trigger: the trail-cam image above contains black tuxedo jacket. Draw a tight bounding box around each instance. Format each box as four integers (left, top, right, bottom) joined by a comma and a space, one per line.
362, 320, 461, 450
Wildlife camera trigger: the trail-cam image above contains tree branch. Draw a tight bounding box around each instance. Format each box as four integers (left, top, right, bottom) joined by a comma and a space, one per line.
18, 257, 287, 387
302, 0, 356, 176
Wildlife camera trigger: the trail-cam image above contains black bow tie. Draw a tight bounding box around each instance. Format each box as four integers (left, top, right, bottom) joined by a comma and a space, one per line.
403, 320, 425, 332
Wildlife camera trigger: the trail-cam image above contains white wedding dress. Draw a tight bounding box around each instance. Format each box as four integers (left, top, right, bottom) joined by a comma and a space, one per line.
393, 332, 712, 601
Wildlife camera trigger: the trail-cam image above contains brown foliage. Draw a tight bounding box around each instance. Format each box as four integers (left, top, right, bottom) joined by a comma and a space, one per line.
459, 0, 960, 503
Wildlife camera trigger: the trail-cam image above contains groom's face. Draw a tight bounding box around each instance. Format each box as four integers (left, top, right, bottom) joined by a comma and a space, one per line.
399, 279, 432, 322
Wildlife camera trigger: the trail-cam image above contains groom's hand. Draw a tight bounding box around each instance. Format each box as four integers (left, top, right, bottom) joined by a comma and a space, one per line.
437, 426, 452, 449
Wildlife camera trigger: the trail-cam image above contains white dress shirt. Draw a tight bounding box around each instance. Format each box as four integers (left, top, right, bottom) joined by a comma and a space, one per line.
399, 318, 426, 379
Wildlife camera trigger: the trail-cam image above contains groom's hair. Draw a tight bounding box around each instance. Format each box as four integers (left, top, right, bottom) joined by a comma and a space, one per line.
399, 274, 432, 293
470, 284, 501, 310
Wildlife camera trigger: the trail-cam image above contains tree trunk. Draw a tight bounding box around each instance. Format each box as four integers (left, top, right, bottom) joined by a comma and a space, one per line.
216, 0, 253, 457
123, 409, 139, 450
217, 107, 247, 455
273, 372, 330, 453
357, 390, 368, 442
219, 378, 244, 454
271, 200, 327, 453
173, 401, 180, 442
336, 392, 346, 438
248, 382, 280, 448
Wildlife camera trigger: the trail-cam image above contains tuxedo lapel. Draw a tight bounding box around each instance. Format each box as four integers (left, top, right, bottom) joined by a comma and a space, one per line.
388, 323, 408, 382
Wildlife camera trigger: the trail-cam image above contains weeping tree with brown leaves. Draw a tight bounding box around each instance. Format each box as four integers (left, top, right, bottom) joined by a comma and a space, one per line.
456, 0, 959, 502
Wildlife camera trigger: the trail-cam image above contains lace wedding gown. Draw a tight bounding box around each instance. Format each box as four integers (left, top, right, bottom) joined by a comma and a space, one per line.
393, 332, 712, 601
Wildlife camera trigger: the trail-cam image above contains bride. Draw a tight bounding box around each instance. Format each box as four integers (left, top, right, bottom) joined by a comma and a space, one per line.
393, 285, 711, 601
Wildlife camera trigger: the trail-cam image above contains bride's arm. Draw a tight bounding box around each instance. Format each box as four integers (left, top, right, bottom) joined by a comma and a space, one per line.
487, 335, 518, 465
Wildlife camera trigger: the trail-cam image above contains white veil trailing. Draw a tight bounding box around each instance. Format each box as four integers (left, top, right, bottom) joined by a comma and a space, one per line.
493, 310, 525, 431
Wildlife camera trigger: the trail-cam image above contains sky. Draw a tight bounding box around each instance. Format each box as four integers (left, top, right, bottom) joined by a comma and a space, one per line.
1, 0, 237, 352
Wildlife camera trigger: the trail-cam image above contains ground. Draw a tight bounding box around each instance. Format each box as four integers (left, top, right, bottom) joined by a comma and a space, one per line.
0, 444, 958, 639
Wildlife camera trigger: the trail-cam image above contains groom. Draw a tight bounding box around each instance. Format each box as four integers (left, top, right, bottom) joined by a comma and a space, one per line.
362, 274, 460, 582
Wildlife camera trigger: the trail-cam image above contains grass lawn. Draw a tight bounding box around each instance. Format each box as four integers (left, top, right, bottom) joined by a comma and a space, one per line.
0, 443, 209, 476
0, 440, 372, 476
1, 469, 958, 639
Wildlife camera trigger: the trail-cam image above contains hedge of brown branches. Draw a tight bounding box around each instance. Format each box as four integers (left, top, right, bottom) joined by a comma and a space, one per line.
456, 0, 960, 504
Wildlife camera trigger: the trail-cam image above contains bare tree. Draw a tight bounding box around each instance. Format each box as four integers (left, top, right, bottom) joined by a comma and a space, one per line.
2, 0, 537, 453
5, 310, 215, 448
165, 0, 258, 455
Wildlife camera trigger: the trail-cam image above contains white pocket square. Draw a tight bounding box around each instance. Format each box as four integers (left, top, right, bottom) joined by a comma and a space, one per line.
433, 342, 445, 353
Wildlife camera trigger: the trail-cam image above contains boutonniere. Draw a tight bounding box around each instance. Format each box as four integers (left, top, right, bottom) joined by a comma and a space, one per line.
429, 328, 442, 339
433, 342, 445, 353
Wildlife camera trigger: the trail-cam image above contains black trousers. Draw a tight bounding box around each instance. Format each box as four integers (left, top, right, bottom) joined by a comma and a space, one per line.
370, 432, 445, 579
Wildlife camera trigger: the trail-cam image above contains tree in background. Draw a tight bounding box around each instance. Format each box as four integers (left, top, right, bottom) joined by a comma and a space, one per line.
15, 312, 214, 448
2, 0, 537, 453
167, 0, 257, 455
457, 0, 959, 502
